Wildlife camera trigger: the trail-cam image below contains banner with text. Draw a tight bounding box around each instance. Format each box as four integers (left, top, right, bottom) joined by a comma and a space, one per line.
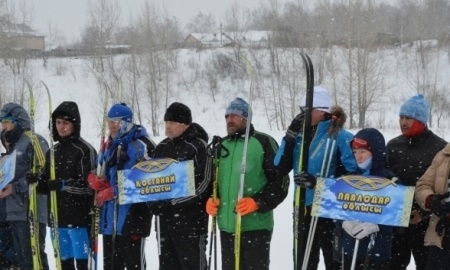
311, 175, 414, 227
117, 158, 195, 205
0, 151, 16, 191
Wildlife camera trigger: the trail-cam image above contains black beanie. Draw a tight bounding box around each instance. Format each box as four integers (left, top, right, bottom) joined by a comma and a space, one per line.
164, 102, 192, 125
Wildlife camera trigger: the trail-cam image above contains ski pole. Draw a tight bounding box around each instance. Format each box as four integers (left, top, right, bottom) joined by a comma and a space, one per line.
156, 215, 161, 255
362, 233, 377, 270
234, 56, 254, 270
301, 116, 340, 270
208, 136, 221, 270
350, 239, 360, 270
111, 144, 123, 270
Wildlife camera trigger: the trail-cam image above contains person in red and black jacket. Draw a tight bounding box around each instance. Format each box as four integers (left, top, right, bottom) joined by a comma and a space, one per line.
387, 94, 447, 270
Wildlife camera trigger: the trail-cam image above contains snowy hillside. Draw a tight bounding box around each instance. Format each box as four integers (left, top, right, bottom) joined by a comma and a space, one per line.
4, 45, 450, 269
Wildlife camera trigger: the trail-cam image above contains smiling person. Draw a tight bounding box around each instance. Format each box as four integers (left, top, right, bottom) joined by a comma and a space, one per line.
150, 102, 212, 270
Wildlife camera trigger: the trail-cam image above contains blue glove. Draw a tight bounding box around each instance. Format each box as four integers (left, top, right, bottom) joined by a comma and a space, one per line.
47, 179, 66, 191
294, 172, 317, 188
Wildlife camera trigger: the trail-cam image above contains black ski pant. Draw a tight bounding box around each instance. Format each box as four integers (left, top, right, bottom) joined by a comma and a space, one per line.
389, 221, 428, 270
304, 213, 340, 270
220, 229, 272, 270
61, 259, 87, 270
342, 255, 389, 270
158, 231, 207, 270
427, 246, 450, 269
103, 235, 146, 270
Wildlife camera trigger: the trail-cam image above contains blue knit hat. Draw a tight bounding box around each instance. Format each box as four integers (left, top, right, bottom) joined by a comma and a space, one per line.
225, 98, 249, 119
108, 103, 133, 123
0, 114, 16, 125
399, 94, 429, 124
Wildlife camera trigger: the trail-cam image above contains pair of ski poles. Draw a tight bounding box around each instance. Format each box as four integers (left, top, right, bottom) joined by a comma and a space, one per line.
349, 232, 377, 270
301, 117, 339, 270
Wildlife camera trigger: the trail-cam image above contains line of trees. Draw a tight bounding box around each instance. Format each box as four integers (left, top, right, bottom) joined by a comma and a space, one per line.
1, 0, 450, 134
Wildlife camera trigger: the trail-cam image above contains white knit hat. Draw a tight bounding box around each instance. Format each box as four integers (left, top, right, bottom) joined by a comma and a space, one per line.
299, 86, 332, 113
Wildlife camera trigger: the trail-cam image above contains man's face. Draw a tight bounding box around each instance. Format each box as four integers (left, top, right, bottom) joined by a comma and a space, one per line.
399, 115, 414, 134
226, 114, 247, 135
165, 121, 188, 139
0, 119, 14, 132
55, 118, 74, 137
108, 117, 122, 139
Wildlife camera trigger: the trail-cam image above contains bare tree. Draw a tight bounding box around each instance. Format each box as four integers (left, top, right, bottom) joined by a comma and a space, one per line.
185, 12, 216, 33
0, 0, 35, 105
83, 0, 121, 72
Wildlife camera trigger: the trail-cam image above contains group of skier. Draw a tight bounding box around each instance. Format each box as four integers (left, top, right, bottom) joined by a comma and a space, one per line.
0, 83, 448, 270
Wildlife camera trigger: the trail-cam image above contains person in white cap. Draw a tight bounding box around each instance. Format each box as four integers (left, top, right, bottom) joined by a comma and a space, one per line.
274, 86, 357, 269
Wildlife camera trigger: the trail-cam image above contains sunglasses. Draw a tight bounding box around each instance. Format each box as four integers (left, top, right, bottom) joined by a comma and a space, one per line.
107, 117, 122, 124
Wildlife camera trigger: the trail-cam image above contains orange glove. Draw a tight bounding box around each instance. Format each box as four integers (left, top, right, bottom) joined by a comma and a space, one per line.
236, 197, 259, 216
206, 198, 220, 217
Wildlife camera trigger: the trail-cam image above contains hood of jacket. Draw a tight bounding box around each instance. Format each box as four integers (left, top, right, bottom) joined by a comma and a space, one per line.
0, 102, 31, 130
52, 101, 81, 141
352, 128, 386, 176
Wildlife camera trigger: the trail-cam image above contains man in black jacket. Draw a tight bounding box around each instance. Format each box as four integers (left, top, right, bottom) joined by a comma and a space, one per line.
151, 102, 212, 270
387, 94, 447, 270
33, 101, 97, 269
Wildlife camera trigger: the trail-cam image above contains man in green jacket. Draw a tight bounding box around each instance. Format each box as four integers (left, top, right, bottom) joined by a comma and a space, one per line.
206, 97, 289, 270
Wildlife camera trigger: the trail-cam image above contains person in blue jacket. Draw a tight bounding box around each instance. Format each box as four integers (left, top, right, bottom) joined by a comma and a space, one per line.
341, 128, 395, 269
88, 103, 156, 270
274, 86, 357, 270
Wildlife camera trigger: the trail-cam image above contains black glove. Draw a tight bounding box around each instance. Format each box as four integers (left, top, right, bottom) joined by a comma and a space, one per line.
427, 193, 450, 218
286, 112, 305, 139
47, 179, 65, 191
436, 216, 450, 236
25, 172, 41, 184
294, 172, 317, 188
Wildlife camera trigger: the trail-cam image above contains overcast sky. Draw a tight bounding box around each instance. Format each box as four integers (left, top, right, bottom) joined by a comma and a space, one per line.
33, 0, 291, 43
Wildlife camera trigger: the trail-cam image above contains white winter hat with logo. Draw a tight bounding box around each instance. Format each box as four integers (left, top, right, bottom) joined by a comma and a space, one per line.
299, 86, 332, 113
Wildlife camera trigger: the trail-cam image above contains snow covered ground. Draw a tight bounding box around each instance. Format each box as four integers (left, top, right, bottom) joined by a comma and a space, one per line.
21, 50, 449, 269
